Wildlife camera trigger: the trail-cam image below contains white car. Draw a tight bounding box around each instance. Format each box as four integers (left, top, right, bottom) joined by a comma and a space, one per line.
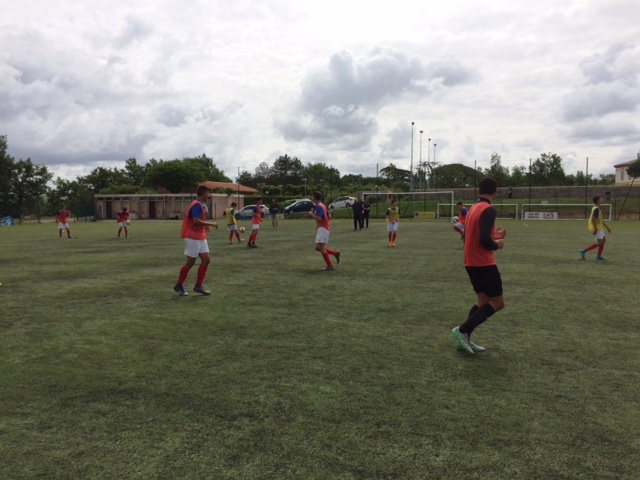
235, 204, 269, 220
328, 196, 357, 210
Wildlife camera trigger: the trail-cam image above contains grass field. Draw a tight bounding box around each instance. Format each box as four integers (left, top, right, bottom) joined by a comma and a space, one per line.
1, 217, 639, 479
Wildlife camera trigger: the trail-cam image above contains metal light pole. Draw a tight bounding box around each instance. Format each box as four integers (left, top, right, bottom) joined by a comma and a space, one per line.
427, 137, 431, 189
433, 143, 437, 189
419, 130, 423, 190
410, 122, 415, 191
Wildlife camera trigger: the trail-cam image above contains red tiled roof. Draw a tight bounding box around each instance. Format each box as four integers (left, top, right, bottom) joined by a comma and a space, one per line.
198, 181, 258, 194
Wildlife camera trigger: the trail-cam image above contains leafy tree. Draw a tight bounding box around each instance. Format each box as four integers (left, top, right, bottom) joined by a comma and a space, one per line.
433, 163, 478, 188
254, 162, 271, 184
0, 135, 14, 215
510, 165, 528, 187
124, 157, 147, 187
626, 159, 640, 179
182, 154, 230, 183
146, 160, 204, 193
11, 159, 53, 220
271, 155, 304, 188
484, 153, 510, 186
380, 164, 410, 183
530, 153, 566, 186
81, 167, 129, 192
237, 170, 255, 187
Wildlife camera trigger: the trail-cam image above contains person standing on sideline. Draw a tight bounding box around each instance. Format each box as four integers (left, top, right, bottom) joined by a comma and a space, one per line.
452, 201, 468, 241
362, 199, 371, 228
116, 207, 130, 239
452, 177, 507, 354
352, 198, 364, 231
308, 191, 340, 270
174, 185, 219, 296
56, 205, 74, 239
269, 199, 280, 229
225, 202, 243, 244
580, 195, 611, 261
247, 197, 263, 248
385, 199, 399, 247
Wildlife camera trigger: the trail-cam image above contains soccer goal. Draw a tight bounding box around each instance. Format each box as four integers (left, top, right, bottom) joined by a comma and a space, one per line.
520, 203, 612, 221
437, 202, 519, 220
361, 190, 454, 220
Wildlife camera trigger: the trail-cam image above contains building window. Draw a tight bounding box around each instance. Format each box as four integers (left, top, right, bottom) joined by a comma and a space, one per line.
621, 171, 625, 181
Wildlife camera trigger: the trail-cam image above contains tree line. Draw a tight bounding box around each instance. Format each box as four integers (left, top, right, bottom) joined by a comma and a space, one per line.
0, 134, 626, 221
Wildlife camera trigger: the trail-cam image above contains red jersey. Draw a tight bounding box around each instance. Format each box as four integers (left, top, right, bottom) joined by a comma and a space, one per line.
57, 209, 71, 223
180, 200, 207, 240
463, 200, 497, 267
314, 203, 331, 231
116, 210, 129, 222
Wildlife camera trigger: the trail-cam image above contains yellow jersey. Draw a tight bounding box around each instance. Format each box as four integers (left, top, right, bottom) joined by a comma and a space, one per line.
588, 206, 603, 233
225, 207, 237, 226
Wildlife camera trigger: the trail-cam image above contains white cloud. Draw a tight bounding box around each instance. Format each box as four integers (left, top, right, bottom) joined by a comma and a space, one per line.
1, 0, 638, 180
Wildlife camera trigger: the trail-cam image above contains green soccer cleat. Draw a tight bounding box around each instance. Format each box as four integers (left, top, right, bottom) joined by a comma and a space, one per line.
579, 249, 586, 260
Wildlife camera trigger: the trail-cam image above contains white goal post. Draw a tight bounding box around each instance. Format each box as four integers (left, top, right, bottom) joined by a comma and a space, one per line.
520, 203, 612, 221
361, 191, 454, 219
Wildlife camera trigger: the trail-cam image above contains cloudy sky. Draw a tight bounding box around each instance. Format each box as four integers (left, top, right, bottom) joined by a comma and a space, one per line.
1, 0, 639, 182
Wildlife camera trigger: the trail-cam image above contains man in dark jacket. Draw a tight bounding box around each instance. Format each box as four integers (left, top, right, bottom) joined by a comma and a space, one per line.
352, 199, 364, 231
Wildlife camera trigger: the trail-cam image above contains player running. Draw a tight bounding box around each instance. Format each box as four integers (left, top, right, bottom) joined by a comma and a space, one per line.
452, 177, 507, 354
579, 195, 611, 261
308, 191, 340, 270
173, 185, 219, 296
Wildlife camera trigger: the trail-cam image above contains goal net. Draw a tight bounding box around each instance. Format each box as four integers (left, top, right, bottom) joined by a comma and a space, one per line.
437, 202, 519, 220
520, 203, 612, 221
361, 191, 454, 219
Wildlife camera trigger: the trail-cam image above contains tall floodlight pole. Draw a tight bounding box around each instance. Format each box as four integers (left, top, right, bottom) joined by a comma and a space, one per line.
419, 130, 423, 189
410, 122, 415, 191
427, 138, 431, 189
433, 143, 437, 189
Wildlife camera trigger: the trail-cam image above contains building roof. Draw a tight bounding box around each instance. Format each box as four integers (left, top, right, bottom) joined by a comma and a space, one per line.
198, 181, 258, 194
614, 155, 640, 169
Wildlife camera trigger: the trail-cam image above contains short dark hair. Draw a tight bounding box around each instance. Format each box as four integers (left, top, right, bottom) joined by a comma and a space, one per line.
231, 202, 237, 207
592, 195, 601, 204
123, 207, 127, 211
196, 185, 210, 196
312, 191, 323, 201
478, 177, 498, 195
456, 201, 463, 206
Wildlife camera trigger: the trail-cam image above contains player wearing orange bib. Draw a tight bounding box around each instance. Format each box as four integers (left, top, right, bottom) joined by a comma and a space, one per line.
453, 201, 468, 241
452, 177, 507, 354
173, 185, 219, 296
308, 191, 340, 270
247, 197, 263, 248
56, 205, 74, 239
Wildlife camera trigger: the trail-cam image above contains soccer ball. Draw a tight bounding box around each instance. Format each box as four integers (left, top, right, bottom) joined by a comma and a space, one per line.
239, 226, 245, 233
452, 216, 459, 224
126, 220, 130, 225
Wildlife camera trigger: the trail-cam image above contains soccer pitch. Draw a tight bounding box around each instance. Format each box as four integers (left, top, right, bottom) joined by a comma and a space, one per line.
1, 218, 639, 479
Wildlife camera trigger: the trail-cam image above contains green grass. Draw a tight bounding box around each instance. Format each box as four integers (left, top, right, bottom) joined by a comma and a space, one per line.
1, 218, 640, 479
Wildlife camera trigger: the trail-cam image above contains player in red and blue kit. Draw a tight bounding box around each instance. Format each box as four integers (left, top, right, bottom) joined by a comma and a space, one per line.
116, 207, 130, 239
247, 197, 263, 248
308, 191, 340, 270
453, 201, 468, 241
174, 186, 219, 296
56, 205, 74, 239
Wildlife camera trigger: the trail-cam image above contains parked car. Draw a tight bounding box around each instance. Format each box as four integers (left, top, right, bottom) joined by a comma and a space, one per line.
236, 204, 269, 220
328, 196, 357, 210
284, 199, 315, 217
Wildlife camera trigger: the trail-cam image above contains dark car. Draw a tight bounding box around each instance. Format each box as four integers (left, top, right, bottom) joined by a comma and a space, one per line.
284, 199, 315, 217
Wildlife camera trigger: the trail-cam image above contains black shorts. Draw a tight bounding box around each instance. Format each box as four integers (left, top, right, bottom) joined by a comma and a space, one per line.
465, 265, 503, 298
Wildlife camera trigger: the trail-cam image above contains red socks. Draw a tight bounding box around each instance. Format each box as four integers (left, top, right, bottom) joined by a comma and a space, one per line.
196, 265, 208, 285
177, 266, 190, 286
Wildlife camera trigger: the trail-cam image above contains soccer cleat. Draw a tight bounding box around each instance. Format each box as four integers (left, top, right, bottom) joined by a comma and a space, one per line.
456, 340, 486, 352
193, 284, 211, 295
335, 252, 341, 264
323, 266, 334, 271
229, 241, 234, 244
391, 242, 396, 247
173, 284, 189, 296
452, 327, 474, 354
579, 249, 586, 260
596, 256, 607, 261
